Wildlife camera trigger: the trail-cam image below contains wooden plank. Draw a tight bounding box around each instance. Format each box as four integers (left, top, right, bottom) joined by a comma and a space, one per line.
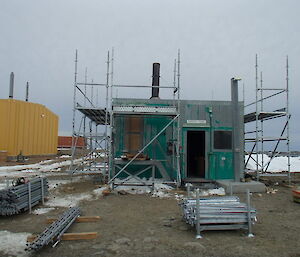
27, 232, 98, 242
75, 216, 101, 223
27, 235, 37, 243
46, 216, 101, 224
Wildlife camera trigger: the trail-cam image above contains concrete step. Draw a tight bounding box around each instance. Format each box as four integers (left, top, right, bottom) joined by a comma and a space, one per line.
216, 180, 266, 193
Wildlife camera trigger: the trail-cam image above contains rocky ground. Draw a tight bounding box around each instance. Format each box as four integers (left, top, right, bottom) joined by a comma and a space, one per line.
0, 175, 299, 257
0, 156, 300, 257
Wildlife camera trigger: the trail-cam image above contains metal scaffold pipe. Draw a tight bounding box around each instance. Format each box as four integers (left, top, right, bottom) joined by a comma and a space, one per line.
26, 207, 81, 251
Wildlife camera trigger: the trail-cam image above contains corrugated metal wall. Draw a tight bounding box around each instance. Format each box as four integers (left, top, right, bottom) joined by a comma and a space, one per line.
0, 99, 58, 157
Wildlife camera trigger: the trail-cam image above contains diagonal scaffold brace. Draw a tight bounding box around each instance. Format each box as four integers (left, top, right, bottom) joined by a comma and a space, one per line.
108, 114, 180, 187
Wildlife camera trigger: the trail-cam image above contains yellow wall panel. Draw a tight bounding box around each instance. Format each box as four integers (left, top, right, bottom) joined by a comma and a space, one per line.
0, 99, 59, 157
0, 101, 9, 152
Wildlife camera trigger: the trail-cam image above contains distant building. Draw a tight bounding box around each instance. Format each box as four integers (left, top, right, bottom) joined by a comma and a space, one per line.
58, 136, 86, 149
0, 99, 58, 159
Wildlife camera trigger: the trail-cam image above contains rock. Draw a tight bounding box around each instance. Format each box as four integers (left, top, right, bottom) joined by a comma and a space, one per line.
115, 237, 131, 245
143, 237, 159, 243
183, 242, 205, 251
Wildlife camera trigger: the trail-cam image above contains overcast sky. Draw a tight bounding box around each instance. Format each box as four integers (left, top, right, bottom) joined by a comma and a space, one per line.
0, 0, 299, 150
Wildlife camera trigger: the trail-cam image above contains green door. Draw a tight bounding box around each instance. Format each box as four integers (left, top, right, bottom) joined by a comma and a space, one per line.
210, 129, 234, 180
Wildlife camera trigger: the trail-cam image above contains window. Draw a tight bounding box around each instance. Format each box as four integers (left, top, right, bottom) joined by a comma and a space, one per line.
214, 130, 232, 150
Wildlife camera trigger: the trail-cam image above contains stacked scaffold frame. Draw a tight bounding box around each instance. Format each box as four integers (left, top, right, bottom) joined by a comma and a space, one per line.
0, 177, 48, 216
180, 190, 257, 238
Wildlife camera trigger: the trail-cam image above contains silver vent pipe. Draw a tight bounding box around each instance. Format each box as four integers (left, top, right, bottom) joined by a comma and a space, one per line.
9, 72, 14, 99
231, 77, 242, 182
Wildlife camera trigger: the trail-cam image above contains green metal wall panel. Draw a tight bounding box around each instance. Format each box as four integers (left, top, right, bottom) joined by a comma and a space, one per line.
215, 152, 233, 179
112, 98, 243, 181
113, 114, 177, 180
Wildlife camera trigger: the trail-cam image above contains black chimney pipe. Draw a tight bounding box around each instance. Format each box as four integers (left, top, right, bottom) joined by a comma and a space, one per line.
151, 63, 160, 99
25, 82, 29, 102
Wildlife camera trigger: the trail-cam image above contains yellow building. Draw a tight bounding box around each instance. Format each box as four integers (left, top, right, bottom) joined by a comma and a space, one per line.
0, 99, 58, 157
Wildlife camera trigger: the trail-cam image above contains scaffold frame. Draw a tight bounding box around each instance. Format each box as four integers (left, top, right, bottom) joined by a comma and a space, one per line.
69, 49, 182, 188
244, 54, 291, 182
69, 50, 111, 176
108, 50, 182, 188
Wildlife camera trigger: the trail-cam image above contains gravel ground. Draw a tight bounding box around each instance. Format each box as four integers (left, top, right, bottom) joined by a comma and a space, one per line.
0, 176, 300, 257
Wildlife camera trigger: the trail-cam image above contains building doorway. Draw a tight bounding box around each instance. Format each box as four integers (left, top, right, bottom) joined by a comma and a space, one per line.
187, 130, 206, 178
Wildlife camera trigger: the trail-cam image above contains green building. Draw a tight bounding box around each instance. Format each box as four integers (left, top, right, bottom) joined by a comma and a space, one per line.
110, 97, 244, 185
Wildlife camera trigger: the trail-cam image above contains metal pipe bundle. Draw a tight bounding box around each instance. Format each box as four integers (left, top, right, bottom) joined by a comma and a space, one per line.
180, 193, 257, 237
26, 207, 81, 251
0, 177, 48, 216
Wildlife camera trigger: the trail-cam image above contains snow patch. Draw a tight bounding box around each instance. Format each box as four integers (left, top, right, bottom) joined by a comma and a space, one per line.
48, 178, 81, 190
0, 230, 30, 257
199, 187, 226, 196
113, 178, 175, 197
45, 193, 93, 207
174, 193, 185, 200
151, 191, 172, 198
46, 184, 110, 207
246, 154, 300, 172
39, 160, 54, 165
0, 182, 8, 190
32, 207, 55, 215
154, 183, 173, 191
59, 155, 71, 158
188, 187, 226, 197
0, 158, 83, 178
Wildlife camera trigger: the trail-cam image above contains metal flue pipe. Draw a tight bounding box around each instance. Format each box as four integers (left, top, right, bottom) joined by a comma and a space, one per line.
151, 63, 160, 99
231, 77, 242, 182
9, 72, 14, 99
25, 82, 29, 101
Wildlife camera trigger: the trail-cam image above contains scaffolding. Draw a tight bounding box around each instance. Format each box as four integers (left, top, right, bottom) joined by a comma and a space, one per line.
69, 50, 111, 176
244, 55, 291, 182
108, 51, 182, 189
69, 50, 182, 188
